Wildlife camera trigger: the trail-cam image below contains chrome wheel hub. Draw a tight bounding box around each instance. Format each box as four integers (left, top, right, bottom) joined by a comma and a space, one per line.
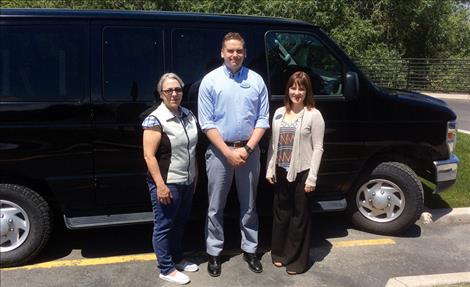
356, 179, 405, 223
0, 200, 30, 252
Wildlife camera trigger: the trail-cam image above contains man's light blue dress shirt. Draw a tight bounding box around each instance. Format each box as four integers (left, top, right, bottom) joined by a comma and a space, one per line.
198, 65, 270, 142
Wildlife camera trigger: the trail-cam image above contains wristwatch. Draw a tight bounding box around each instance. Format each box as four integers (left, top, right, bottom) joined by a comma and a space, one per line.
244, 145, 253, 155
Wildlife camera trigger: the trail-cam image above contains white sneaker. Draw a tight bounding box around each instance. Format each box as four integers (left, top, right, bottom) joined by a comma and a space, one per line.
159, 270, 190, 285
175, 260, 199, 272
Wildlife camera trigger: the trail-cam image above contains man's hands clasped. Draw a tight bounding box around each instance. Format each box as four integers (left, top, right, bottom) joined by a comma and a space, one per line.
225, 147, 249, 167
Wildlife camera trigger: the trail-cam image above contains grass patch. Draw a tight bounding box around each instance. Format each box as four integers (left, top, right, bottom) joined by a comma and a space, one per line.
424, 132, 470, 209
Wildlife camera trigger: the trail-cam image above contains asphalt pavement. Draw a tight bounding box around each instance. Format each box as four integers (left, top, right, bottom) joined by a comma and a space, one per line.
1, 214, 470, 287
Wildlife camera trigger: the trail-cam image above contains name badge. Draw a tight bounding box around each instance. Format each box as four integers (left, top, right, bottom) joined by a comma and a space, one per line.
240, 82, 250, 88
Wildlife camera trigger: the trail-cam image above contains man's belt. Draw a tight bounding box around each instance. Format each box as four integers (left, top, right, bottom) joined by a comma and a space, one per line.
224, 140, 248, 148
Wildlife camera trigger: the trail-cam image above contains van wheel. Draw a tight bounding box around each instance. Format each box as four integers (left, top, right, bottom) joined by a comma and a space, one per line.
0, 184, 52, 267
347, 162, 424, 235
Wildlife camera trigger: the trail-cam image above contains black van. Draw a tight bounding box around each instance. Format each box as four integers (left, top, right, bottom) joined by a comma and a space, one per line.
0, 9, 459, 267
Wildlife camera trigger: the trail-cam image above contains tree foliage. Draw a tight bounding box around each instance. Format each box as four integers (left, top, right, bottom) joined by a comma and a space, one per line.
2, 0, 469, 59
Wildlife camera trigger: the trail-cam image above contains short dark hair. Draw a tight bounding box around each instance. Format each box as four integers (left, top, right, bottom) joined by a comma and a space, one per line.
284, 71, 315, 111
222, 32, 245, 49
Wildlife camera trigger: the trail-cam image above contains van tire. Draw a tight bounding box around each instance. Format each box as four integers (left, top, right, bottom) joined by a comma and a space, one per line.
0, 184, 52, 267
347, 162, 424, 235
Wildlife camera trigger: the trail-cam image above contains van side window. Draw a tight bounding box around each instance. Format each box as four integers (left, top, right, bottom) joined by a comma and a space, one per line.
265, 32, 343, 97
0, 25, 87, 102
103, 27, 161, 102
171, 29, 225, 99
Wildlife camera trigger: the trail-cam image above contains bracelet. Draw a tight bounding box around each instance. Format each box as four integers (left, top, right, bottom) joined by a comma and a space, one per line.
244, 145, 253, 155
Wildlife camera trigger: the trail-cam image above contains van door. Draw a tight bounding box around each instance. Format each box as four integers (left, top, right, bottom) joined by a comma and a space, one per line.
91, 24, 163, 212
264, 31, 366, 201
0, 21, 95, 215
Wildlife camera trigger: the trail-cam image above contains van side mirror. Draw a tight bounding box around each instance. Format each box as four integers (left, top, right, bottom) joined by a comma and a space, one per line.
344, 72, 359, 100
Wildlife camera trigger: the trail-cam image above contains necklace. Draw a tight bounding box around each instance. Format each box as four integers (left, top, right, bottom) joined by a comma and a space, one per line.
284, 107, 304, 123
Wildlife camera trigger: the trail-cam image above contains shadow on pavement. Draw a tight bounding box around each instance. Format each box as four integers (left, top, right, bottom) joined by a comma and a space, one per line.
28, 211, 419, 268
31, 223, 155, 265
396, 223, 422, 238
423, 183, 451, 209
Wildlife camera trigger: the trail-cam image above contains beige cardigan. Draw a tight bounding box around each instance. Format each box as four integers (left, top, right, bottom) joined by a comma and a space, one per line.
266, 106, 325, 187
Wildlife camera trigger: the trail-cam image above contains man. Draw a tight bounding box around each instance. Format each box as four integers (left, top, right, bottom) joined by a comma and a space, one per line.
198, 32, 269, 277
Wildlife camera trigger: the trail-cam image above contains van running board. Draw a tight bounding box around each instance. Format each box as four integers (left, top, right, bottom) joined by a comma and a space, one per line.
64, 212, 153, 230
63, 199, 347, 229
312, 199, 347, 212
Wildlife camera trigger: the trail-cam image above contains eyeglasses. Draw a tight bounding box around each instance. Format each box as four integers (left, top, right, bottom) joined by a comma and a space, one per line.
161, 87, 183, 95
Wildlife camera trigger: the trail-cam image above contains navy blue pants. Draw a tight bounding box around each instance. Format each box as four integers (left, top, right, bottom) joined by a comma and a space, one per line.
147, 178, 193, 275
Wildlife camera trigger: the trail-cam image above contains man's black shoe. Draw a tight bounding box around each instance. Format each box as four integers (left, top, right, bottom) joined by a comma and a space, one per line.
243, 252, 263, 273
207, 255, 221, 277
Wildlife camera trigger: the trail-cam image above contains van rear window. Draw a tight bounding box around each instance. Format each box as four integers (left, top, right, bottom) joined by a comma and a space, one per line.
0, 25, 88, 102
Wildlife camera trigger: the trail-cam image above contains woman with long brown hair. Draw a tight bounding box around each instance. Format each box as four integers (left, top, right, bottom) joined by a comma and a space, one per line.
266, 71, 325, 274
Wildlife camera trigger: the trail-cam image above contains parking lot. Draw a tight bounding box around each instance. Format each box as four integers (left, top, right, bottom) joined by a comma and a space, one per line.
2, 213, 470, 287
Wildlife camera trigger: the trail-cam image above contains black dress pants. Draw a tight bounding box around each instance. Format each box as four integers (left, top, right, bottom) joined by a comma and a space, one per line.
271, 166, 312, 273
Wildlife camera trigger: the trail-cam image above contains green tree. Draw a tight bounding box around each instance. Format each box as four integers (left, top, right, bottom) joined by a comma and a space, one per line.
1, 0, 469, 59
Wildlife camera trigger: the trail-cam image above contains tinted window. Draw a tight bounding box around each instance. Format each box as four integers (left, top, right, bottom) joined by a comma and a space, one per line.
0, 25, 87, 102
171, 29, 226, 87
103, 27, 161, 102
266, 32, 343, 97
